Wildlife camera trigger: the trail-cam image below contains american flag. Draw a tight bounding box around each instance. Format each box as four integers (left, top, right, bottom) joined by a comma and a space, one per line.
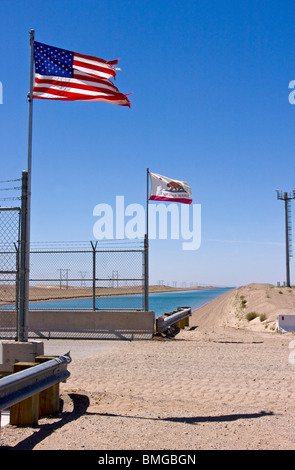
33, 41, 131, 106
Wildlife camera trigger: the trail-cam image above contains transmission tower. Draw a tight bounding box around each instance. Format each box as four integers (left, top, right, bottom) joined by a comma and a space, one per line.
58, 268, 71, 289
111, 270, 119, 288
79, 271, 87, 287
276, 190, 295, 287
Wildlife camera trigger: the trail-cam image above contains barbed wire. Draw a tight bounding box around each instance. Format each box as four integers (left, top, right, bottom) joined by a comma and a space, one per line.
29, 239, 145, 251
0, 196, 21, 201
0, 176, 22, 204
0, 178, 21, 184
0, 186, 21, 191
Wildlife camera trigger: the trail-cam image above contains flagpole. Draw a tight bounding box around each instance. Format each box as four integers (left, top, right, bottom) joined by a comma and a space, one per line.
27, 29, 34, 190
146, 167, 149, 241
20, 29, 34, 342
144, 168, 149, 311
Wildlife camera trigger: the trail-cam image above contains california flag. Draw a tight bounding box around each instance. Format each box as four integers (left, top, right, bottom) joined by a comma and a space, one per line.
149, 172, 192, 204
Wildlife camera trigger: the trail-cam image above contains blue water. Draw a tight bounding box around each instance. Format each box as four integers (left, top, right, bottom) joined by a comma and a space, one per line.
29, 287, 233, 318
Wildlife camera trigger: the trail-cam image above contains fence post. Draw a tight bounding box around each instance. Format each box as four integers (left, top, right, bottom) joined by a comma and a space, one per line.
14, 242, 20, 333
90, 241, 97, 311
18, 171, 29, 342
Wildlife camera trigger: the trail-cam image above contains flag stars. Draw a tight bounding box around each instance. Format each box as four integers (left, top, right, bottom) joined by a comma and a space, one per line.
34, 41, 74, 78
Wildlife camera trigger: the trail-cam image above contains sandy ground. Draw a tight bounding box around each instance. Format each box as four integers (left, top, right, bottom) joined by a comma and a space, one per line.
1, 283, 295, 450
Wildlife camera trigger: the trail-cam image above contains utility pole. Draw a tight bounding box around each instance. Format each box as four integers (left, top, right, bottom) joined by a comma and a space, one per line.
276, 190, 295, 287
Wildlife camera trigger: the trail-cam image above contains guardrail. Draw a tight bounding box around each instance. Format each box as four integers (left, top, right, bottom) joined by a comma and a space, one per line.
0, 353, 71, 426
156, 307, 191, 334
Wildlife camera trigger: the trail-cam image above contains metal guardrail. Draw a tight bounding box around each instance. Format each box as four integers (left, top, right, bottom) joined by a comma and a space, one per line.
156, 307, 191, 334
0, 353, 71, 411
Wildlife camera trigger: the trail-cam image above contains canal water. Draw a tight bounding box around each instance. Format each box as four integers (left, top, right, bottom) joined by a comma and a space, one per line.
29, 287, 233, 318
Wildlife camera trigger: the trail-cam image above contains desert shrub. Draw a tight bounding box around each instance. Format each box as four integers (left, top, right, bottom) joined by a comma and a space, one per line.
246, 311, 259, 321
241, 299, 247, 308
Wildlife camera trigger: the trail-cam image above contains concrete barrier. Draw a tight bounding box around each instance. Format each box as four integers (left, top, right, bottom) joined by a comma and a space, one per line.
276, 314, 295, 333
0, 340, 44, 372
27, 309, 155, 340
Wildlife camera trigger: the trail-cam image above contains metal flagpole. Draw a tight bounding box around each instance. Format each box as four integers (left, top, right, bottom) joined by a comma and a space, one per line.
146, 167, 149, 243
144, 168, 149, 311
19, 29, 35, 341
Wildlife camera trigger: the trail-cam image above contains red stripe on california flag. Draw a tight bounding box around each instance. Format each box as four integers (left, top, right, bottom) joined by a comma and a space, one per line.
149, 196, 192, 204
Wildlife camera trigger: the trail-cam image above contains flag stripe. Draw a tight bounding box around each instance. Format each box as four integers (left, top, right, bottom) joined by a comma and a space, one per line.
149, 195, 192, 204
73, 56, 117, 77
33, 91, 129, 104
33, 84, 119, 97
72, 63, 113, 80
34, 84, 118, 98
73, 69, 120, 87
33, 85, 129, 103
74, 51, 119, 66
34, 74, 119, 93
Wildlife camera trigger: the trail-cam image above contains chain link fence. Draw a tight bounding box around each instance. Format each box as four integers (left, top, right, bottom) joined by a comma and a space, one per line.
0, 208, 21, 339
28, 240, 147, 311
1, 238, 148, 339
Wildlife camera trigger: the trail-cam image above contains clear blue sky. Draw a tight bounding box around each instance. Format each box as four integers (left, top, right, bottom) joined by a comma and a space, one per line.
1, 0, 295, 287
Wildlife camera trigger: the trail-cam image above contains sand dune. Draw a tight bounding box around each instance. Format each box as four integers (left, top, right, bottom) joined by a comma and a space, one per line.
191, 283, 295, 332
